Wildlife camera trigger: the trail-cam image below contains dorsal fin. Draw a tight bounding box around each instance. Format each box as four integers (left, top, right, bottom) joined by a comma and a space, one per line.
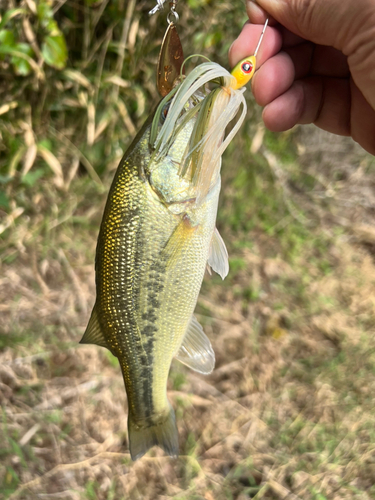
175, 316, 215, 374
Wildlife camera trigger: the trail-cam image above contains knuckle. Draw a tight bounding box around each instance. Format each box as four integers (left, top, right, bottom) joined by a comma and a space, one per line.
288, 0, 319, 36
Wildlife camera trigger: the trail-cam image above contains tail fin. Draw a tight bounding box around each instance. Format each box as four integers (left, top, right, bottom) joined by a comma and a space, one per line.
128, 406, 179, 461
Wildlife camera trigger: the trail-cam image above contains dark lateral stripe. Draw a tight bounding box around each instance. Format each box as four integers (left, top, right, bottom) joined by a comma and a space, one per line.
135, 253, 167, 419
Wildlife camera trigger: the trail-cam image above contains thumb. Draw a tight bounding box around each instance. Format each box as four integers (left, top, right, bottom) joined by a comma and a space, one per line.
251, 0, 374, 54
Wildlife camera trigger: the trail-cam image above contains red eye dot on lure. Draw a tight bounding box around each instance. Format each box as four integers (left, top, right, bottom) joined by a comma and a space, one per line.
230, 55, 256, 90
241, 61, 253, 74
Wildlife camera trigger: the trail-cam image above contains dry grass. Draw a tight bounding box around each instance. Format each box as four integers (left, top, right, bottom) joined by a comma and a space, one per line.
1, 128, 375, 499
1, 1, 375, 499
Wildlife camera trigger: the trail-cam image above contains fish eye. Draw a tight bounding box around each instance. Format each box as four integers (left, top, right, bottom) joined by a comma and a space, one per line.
160, 102, 170, 123
241, 61, 253, 74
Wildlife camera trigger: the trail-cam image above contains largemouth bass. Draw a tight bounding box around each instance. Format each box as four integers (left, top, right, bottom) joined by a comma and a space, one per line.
81, 62, 249, 460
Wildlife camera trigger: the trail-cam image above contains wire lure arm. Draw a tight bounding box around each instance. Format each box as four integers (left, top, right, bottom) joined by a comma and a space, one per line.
254, 17, 269, 57
149, 0, 167, 16
149, 0, 179, 22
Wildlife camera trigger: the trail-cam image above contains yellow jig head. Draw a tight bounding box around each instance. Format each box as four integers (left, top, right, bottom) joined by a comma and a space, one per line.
230, 18, 269, 90
230, 56, 256, 90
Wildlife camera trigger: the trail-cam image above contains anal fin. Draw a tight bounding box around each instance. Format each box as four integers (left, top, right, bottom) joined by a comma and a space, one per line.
80, 304, 110, 351
175, 316, 215, 374
207, 227, 229, 280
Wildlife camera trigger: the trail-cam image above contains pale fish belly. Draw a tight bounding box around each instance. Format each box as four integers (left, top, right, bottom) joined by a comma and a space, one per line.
150, 180, 220, 410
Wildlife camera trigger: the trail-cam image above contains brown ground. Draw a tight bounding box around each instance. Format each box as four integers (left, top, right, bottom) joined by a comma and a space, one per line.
1, 0, 375, 497
1, 124, 375, 499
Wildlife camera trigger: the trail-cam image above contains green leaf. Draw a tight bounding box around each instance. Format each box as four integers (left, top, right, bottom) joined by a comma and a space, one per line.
37, 2, 61, 36
37, 139, 53, 151
0, 191, 9, 210
0, 8, 26, 30
187, 0, 209, 8
42, 35, 67, 69
0, 29, 15, 47
37, 2, 54, 23
11, 59, 30, 76
21, 168, 45, 187
10, 43, 34, 76
204, 32, 222, 49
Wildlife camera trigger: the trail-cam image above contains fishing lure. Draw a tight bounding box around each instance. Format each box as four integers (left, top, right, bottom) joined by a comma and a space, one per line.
149, 2, 269, 205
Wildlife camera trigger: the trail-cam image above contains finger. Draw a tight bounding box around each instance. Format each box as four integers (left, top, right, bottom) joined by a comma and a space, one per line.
252, 43, 349, 108
310, 46, 349, 78
278, 25, 306, 47
262, 83, 305, 132
284, 43, 314, 80
254, 0, 375, 112
299, 77, 350, 136
246, 1, 306, 48
229, 22, 282, 69
255, 0, 374, 55
252, 52, 295, 106
284, 43, 349, 79
246, 0, 277, 26
262, 77, 351, 137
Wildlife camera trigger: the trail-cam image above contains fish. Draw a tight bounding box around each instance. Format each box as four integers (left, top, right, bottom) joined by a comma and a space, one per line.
81, 60, 249, 460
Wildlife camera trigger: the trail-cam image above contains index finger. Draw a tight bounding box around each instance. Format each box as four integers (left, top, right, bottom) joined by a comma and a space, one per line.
229, 22, 282, 69
246, 0, 307, 47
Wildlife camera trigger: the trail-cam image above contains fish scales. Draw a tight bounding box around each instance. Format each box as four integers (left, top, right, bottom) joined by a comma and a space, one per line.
83, 109, 221, 460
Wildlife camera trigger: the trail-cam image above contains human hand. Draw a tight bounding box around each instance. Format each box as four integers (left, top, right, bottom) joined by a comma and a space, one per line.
229, 0, 375, 155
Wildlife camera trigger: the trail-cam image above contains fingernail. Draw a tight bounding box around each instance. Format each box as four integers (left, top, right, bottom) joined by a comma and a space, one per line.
246, 0, 268, 23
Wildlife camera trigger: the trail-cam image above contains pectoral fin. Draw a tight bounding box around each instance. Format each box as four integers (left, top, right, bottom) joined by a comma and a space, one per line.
162, 215, 198, 264
80, 304, 111, 351
207, 227, 229, 279
175, 316, 215, 374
